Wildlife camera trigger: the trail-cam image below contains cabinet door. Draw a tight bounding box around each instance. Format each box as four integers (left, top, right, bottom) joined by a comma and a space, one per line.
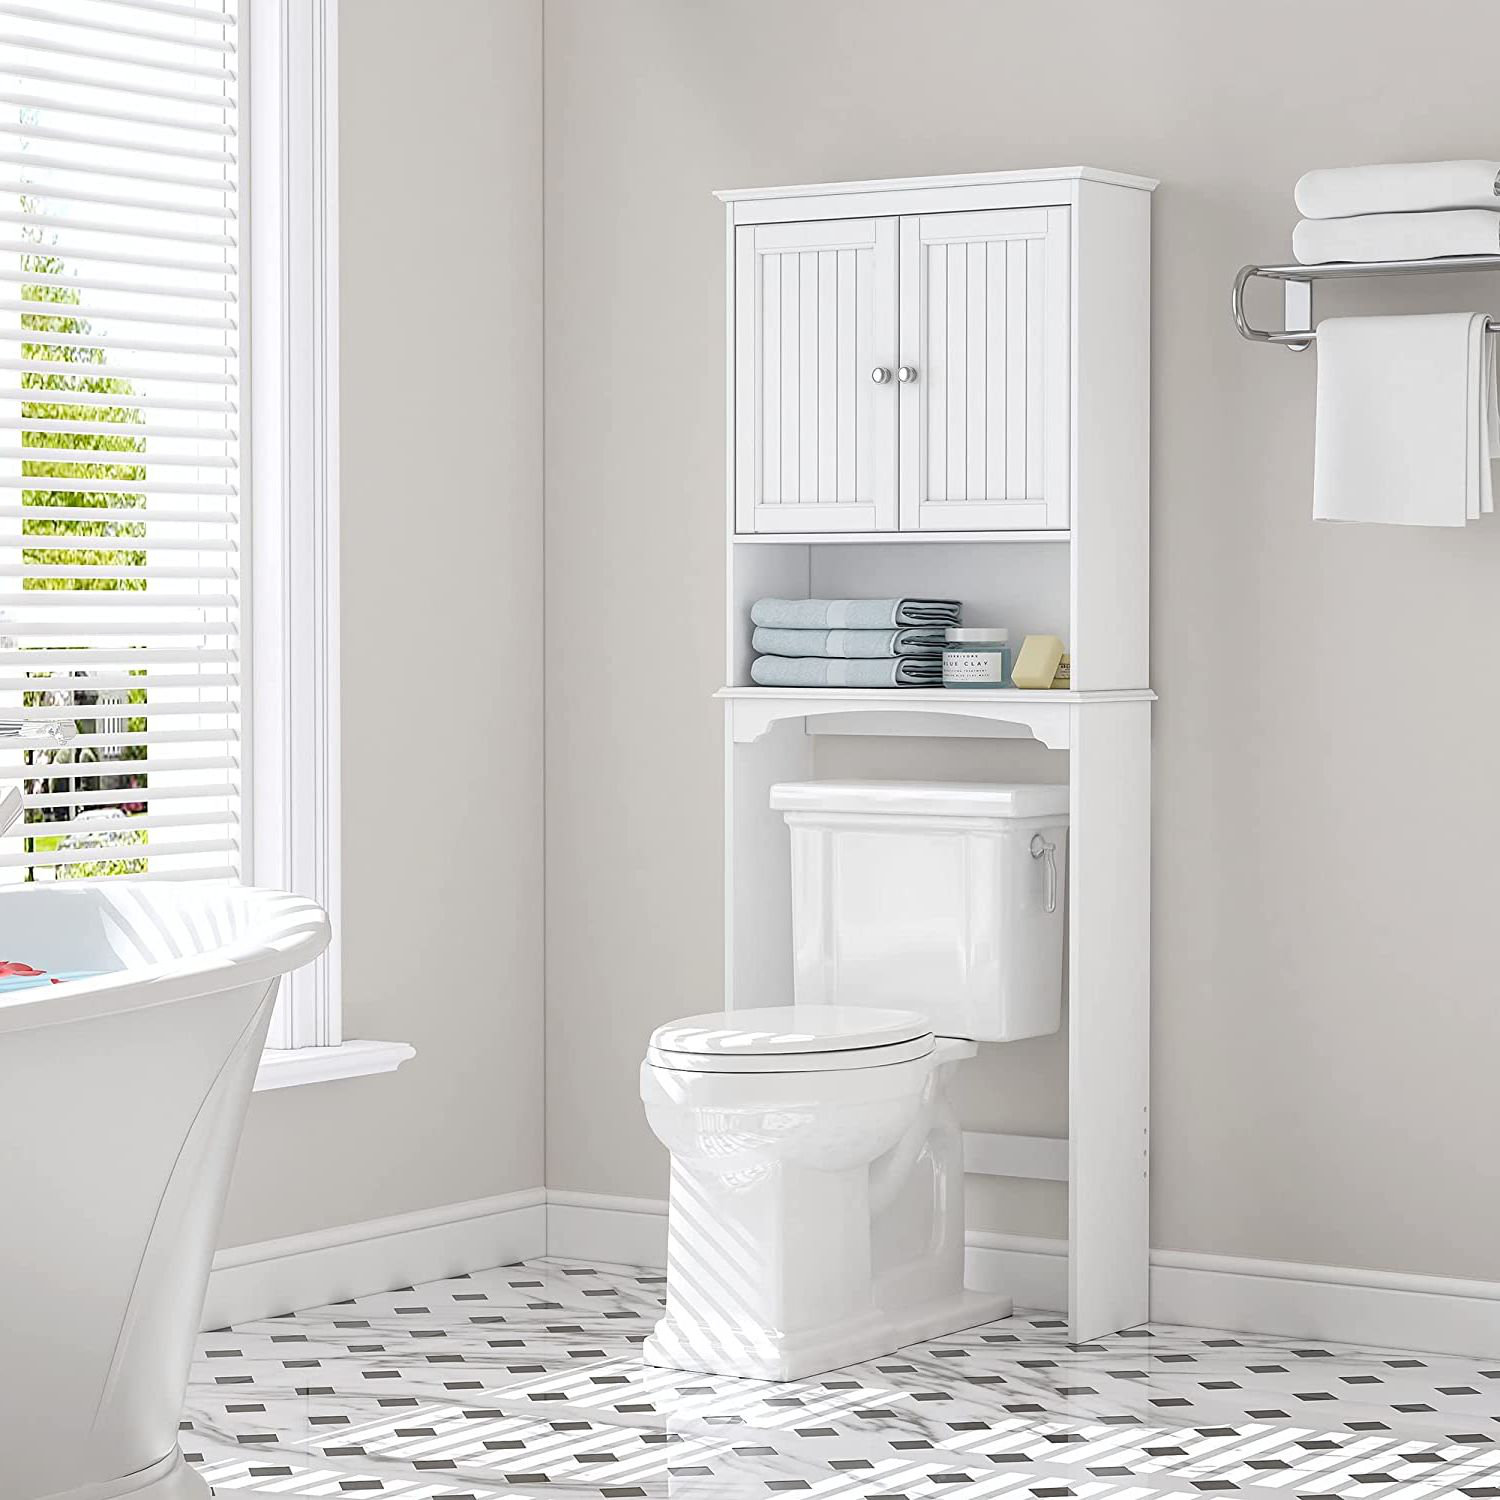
735, 218, 897, 533
898, 207, 1070, 531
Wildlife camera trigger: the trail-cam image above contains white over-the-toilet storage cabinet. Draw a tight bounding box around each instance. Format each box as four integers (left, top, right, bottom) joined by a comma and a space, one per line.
715, 167, 1155, 1343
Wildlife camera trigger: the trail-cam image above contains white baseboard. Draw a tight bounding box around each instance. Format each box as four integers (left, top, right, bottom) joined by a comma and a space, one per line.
966, 1230, 1069, 1311
542, 1192, 1500, 1359
546, 1189, 670, 1267
1150, 1249, 1500, 1360
203, 1188, 547, 1331
539, 1198, 1075, 1316
205, 1187, 1500, 1359
539, 1197, 1074, 1315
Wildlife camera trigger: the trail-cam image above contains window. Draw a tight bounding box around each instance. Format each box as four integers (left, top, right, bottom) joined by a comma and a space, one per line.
1, 0, 241, 884
0, 0, 392, 1082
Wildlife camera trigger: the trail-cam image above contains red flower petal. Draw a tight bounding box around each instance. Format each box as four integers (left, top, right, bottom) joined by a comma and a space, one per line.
0, 961, 45, 977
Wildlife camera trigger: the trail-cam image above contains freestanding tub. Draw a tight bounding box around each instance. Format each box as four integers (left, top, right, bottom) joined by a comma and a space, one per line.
0, 881, 330, 1500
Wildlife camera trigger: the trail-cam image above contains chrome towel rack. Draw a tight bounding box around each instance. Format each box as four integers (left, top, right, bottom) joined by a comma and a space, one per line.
1232, 255, 1500, 351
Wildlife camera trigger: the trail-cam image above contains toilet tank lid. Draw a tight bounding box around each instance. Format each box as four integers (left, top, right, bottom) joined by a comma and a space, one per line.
769, 780, 1069, 820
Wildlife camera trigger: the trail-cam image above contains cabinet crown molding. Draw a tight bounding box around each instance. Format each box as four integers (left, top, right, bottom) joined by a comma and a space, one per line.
715, 166, 1158, 203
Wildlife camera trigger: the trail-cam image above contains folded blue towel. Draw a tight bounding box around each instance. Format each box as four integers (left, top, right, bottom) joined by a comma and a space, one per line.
751, 597, 962, 630
751, 626, 945, 659
750, 655, 943, 688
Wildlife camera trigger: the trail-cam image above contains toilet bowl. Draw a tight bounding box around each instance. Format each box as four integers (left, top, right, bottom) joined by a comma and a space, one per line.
642, 780, 1069, 1382
641, 1004, 1011, 1381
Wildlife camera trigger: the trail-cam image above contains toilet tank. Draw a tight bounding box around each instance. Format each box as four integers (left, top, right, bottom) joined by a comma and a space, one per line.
770, 780, 1069, 1043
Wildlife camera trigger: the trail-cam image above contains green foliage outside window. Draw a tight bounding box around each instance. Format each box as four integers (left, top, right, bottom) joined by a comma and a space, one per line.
19, 205, 150, 879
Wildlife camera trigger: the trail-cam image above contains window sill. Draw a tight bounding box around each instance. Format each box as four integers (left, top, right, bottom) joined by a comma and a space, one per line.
253, 1040, 416, 1093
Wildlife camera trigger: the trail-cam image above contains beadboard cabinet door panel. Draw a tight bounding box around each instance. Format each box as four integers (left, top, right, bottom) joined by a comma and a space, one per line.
898, 207, 1071, 531
735, 218, 898, 533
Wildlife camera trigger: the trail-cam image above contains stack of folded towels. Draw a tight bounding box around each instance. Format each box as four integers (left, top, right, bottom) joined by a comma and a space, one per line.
1293, 159, 1500, 264
1294, 162, 1500, 526
749, 597, 960, 687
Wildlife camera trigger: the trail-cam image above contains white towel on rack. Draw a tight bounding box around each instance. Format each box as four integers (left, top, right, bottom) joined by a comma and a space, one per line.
1295, 160, 1500, 219
1293, 210, 1500, 265
1313, 313, 1498, 526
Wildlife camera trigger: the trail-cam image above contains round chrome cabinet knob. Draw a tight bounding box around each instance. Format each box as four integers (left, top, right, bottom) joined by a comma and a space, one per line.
870, 366, 892, 384
897, 365, 918, 383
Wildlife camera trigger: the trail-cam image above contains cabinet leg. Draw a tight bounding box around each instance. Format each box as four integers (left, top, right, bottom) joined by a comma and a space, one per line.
1067, 701, 1151, 1341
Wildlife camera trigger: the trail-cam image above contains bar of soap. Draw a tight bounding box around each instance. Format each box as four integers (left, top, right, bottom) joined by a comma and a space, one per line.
1012, 634, 1066, 690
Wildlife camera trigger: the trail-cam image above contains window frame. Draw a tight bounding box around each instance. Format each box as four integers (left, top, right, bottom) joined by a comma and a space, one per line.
244, 0, 342, 1053
245, 0, 413, 1086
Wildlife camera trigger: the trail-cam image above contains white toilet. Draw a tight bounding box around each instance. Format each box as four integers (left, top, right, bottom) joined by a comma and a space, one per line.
641, 780, 1070, 1382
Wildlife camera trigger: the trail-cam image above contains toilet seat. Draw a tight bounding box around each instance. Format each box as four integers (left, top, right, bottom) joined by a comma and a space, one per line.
647, 1004, 934, 1074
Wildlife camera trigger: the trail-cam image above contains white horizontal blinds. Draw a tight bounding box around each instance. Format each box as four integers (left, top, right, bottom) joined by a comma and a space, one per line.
0, 0, 240, 884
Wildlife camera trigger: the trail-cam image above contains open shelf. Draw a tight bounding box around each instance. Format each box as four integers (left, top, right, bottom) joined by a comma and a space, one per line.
731, 541, 1078, 692
717, 685, 1155, 748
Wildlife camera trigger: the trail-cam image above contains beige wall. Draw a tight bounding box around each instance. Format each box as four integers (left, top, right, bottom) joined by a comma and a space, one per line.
219, 0, 546, 1246
545, 0, 1500, 1281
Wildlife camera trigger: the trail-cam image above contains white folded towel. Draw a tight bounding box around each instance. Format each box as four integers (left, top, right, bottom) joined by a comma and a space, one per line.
1293, 210, 1500, 265
1295, 160, 1500, 219
1313, 313, 1497, 527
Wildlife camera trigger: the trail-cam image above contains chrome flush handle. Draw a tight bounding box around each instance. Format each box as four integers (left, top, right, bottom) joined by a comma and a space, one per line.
1031, 832, 1059, 914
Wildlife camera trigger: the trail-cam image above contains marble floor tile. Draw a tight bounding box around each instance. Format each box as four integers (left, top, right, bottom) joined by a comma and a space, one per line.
181, 1258, 1500, 1499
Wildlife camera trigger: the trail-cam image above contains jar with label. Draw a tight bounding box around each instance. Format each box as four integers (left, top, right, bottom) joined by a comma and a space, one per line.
942, 627, 1011, 689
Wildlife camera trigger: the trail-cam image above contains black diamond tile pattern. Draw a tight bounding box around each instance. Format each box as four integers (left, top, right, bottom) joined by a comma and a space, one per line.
181, 1258, 1500, 1498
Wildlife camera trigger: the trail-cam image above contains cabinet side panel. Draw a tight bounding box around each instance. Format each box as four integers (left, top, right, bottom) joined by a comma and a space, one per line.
726, 718, 813, 1011
1069, 183, 1151, 689
1068, 701, 1151, 1340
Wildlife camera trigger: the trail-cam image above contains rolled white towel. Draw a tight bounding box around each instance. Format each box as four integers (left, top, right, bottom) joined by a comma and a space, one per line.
1293, 209, 1500, 265
1295, 160, 1500, 218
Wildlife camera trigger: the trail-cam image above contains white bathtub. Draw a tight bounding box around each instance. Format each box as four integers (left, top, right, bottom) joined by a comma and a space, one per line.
0, 881, 330, 1500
